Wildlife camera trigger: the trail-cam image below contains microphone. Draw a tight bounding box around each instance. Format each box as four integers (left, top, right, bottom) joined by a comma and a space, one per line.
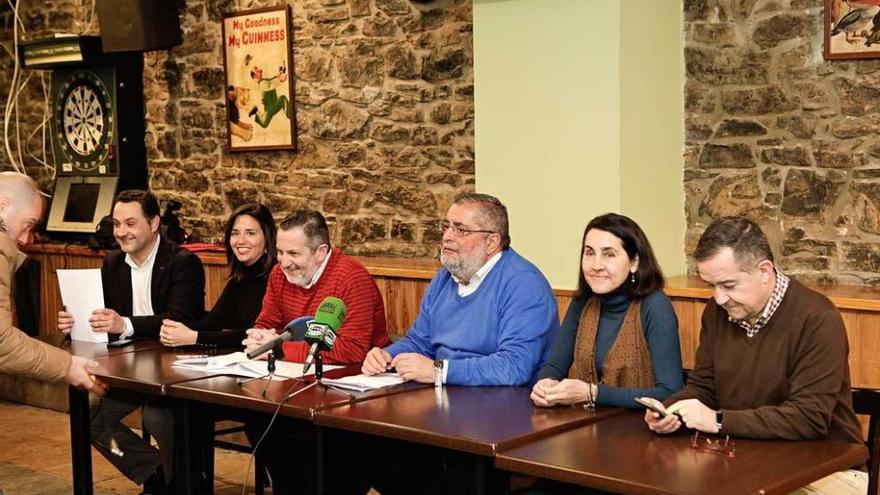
246, 316, 313, 360
302, 296, 346, 375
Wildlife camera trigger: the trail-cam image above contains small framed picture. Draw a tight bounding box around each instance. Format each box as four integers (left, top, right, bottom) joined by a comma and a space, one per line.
824, 0, 880, 60
222, 5, 296, 151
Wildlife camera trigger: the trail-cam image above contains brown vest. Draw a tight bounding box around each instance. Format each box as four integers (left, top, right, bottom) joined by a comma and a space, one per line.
569, 297, 655, 389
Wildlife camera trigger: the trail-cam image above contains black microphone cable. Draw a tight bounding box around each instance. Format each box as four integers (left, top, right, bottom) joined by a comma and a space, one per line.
239, 377, 319, 495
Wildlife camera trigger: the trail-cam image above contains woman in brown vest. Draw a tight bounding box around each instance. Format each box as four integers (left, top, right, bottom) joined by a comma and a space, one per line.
531, 213, 683, 409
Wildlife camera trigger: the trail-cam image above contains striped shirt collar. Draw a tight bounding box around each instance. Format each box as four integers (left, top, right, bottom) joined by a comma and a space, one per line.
729, 269, 790, 338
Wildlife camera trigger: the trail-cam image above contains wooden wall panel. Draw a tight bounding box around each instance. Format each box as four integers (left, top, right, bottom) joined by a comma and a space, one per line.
841, 311, 861, 387
854, 311, 880, 388
376, 276, 430, 339
203, 264, 228, 309
554, 291, 575, 323
670, 298, 697, 370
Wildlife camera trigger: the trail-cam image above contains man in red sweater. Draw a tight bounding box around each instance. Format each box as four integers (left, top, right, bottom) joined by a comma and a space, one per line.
643, 217, 865, 494
243, 209, 389, 495
243, 209, 390, 363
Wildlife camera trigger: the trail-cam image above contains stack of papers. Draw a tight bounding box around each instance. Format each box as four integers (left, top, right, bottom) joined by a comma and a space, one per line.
321, 373, 405, 392
172, 352, 340, 379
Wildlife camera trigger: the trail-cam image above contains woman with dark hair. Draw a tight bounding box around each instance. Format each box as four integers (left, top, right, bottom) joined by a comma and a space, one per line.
531, 213, 682, 409
159, 203, 277, 347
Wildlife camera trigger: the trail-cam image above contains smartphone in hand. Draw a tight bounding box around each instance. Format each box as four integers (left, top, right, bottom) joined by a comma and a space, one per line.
635, 397, 678, 419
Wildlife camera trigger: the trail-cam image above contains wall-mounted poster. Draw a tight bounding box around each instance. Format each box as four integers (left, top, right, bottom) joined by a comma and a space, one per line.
824, 0, 880, 60
222, 5, 296, 151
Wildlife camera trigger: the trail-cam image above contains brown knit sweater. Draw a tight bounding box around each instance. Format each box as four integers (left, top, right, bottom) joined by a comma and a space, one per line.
666, 279, 863, 444
0, 233, 71, 381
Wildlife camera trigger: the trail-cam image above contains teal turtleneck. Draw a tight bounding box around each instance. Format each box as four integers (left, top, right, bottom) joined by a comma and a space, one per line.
537, 288, 683, 409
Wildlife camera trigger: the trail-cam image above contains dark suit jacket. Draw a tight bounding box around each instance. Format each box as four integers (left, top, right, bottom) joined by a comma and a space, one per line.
101, 237, 205, 339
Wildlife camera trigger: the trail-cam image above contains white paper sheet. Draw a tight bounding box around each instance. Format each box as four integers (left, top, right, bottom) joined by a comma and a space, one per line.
321, 373, 404, 392
172, 352, 341, 379
57, 269, 107, 343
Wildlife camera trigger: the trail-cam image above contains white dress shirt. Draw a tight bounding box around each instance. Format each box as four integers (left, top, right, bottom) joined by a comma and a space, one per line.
452, 251, 503, 297
120, 235, 161, 339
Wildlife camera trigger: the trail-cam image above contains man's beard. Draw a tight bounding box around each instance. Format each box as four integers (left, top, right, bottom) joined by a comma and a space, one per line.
283, 264, 314, 288
441, 245, 488, 284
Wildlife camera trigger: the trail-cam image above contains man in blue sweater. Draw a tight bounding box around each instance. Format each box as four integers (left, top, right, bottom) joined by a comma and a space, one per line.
344, 194, 560, 495
362, 193, 559, 386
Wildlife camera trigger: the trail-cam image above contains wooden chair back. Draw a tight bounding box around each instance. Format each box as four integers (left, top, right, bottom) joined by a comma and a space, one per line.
852, 388, 880, 495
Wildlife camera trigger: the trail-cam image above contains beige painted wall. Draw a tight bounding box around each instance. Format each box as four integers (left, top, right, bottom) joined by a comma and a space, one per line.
619, 0, 686, 281
474, 0, 685, 289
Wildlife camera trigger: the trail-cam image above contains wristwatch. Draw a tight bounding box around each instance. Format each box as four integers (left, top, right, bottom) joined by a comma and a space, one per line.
433, 358, 444, 388
715, 409, 724, 433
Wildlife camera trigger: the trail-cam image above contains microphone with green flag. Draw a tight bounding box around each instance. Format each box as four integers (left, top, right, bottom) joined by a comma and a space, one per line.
302, 296, 346, 375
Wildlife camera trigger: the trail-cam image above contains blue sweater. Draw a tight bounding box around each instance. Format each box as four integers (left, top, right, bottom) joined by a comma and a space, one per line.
537, 289, 683, 408
386, 248, 560, 386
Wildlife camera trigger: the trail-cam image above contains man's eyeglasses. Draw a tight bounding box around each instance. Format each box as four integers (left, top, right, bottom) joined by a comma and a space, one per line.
690, 431, 736, 457
440, 221, 496, 237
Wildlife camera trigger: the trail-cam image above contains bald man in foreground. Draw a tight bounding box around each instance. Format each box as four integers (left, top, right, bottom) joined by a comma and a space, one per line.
0, 172, 101, 390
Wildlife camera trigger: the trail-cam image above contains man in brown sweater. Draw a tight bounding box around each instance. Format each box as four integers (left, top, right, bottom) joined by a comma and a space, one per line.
644, 216, 865, 493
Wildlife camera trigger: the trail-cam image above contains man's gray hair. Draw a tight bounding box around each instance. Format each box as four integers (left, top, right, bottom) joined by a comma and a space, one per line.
453, 192, 510, 249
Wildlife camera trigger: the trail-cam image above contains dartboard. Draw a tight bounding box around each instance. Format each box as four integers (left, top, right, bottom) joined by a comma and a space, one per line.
53, 70, 114, 172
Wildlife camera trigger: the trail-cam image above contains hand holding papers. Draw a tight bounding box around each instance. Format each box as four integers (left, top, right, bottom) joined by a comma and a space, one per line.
57, 269, 107, 343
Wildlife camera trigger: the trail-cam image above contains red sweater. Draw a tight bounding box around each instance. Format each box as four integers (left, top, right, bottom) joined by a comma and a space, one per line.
254, 248, 391, 364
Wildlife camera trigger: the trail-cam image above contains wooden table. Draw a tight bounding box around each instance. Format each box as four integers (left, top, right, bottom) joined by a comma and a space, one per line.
69, 338, 164, 359
90, 345, 239, 394
316, 386, 619, 456
495, 412, 869, 495
166, 364, 428, 420
67, 340, 171, 495
70, 344, 237, 495
167, 366, 431, 495
315, 386, 622, 495
73, 345, 429, 495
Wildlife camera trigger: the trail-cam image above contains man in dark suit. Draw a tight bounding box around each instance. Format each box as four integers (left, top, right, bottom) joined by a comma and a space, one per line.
58, 190, 205, 494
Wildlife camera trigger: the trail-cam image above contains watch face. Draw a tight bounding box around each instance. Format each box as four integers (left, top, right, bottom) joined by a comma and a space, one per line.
54, 70, 114, 172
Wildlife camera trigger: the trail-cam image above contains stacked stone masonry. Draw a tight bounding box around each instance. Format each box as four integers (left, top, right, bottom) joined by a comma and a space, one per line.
0, 0, 474, 259
685, 0, 880, 284
13, 1, 877, 282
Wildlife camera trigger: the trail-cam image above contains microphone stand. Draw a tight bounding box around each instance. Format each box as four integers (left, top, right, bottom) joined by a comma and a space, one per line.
315, 352, 323, 380
238, 339, 286, 398
313, 352, 357, 400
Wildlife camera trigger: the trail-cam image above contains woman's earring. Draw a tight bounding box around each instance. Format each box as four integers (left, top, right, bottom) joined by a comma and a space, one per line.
630, 271, 636, 284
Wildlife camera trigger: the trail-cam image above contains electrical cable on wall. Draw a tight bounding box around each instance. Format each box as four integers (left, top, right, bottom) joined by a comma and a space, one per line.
24, 72, 55, 176
1, 0, 97, 178
3, 0, 27, 174
4, 0, 22, 173
80, 0, 97, 35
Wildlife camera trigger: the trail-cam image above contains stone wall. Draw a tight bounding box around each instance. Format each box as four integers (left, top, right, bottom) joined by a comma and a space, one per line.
1, 0, 474, 259
685, 0, 880, 284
